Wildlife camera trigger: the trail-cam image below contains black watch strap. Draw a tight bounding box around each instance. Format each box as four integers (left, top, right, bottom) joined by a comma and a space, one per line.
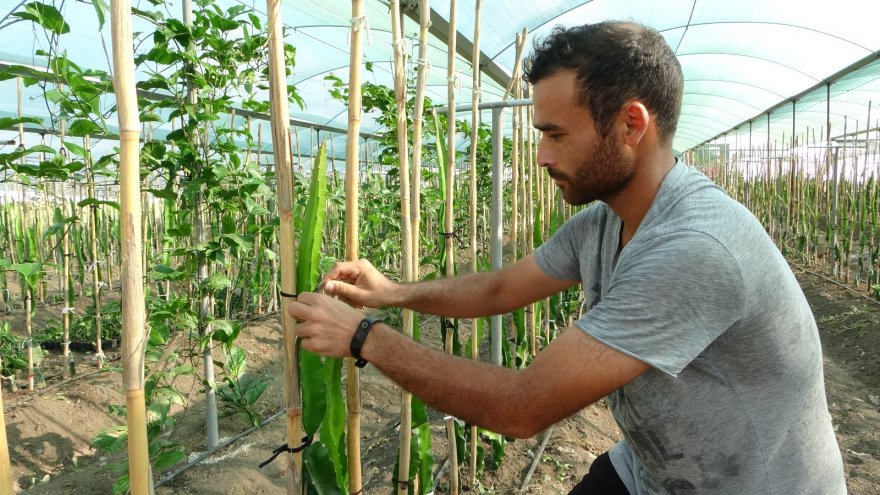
351, 316, 380, 368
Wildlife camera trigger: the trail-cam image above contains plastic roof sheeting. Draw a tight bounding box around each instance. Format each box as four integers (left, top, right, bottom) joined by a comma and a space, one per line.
1, 0, 879, 156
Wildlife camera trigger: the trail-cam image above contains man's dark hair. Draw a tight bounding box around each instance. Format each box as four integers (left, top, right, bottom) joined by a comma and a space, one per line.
524, 21, 683, 141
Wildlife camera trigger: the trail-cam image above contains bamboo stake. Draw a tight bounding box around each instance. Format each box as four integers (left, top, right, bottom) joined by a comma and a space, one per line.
444, 0, 460, 491
467, 0, 481, 489
411, 0, 430, 281
389, 1, 415, 491
0, 362, 10, 495
60, 119, 72, 378
265, 0, 303, 492
110, 0, 152, 492
346, 1, 365, 492
85, 135, 105, 369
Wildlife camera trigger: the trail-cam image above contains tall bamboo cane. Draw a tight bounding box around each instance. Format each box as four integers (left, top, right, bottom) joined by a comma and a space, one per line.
345, 1, 365, 492
16, 77, 35, 391
60, 119, 72, 378
444, 0, 460, 492
0, 365, 9, 495
85, 135, 106, 369
110, 0, 152, 492
403, 2, 432, 490
467, 0, 482, 488
265, 1, 303, 492
389, 1, 415, 492
411, 0, 430, 283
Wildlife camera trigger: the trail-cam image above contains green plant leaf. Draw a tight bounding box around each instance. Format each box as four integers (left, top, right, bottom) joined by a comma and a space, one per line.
0, 116, 42, 131
304, 441, 343, 495
68, 119, 102, 137
62, 140, 87, 158
112, 474, 131, 495
90, 0, 108, 29
201, 272, 231, 291
299, 350, 326, 435
12, 2, 71, 34
296, 141, 329, 293
154, 448, 186, 470
9, 262, 42, 289
77, 198, 120, 210
322, 357, 348, 489
92, 425, 128, 453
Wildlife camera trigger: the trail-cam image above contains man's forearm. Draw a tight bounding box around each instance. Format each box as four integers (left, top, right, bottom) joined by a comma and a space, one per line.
363, 322, 538, 438
390, 270, 507, 318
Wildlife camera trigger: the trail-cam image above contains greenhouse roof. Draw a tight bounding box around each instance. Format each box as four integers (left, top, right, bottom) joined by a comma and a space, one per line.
1, 0, 879, 157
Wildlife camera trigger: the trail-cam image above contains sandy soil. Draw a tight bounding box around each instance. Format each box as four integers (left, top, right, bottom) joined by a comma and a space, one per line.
2, 264, 879, 494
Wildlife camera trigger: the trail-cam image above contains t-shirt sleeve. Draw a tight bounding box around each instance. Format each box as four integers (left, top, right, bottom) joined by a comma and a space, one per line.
534, 206, 599, 281
577, 231, 746, 376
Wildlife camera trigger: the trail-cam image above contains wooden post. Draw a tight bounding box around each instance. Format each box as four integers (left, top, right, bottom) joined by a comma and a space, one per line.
110, 0, 152, 492
346, 1, 365, 492
265, 0, 303, 492
389, 1, 415, 492
444, 0, 460, 492
0, 356, 11, 494
467, 0, 481, 489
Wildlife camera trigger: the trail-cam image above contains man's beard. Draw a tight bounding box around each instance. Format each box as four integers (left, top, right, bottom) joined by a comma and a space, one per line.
548, 134, 635, 206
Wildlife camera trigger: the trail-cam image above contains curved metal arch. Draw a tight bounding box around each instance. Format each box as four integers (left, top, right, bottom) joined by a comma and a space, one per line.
680, 101, 753, 122
677, 52, 820, 82
683, 78, 788, 99
683, 92, 765, 113
489, 16, 874, 63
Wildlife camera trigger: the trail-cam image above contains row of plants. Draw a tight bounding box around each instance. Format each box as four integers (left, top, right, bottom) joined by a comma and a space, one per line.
697, 133, 880, 299
0, 1, 584, 493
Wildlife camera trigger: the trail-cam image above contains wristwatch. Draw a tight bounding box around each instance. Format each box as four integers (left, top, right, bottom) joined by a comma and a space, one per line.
350, 316, 381, 368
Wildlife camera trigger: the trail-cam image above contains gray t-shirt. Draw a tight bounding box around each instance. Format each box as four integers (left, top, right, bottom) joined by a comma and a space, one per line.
534, 162, 845, 495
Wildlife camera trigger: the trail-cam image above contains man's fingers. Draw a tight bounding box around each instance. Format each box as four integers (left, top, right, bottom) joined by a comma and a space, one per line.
324, 280, 354, 299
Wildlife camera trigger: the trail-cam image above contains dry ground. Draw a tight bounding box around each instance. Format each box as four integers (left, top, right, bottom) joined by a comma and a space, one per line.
1, 264, 878, 494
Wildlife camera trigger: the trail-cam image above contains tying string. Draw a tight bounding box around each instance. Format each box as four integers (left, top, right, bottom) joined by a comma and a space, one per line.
278, 290, 298, 299
416, 57, 432, 77
259, 435, 312, 468
348, 15, 371, 45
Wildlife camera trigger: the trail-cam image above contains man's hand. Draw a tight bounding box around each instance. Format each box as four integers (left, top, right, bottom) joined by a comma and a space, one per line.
321, 259, 398, 308
287, 292, 365, 357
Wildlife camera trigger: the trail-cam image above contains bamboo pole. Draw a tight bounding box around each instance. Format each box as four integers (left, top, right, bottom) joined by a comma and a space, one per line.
60, 120, 72, 378
265, 0, 303, 492
389, 1, 415, 491
85, 136, 105, 369
444, 0, 460, 491
110, 0, 152, 492
0, 363, 10, 495
411, 0, 430, 282
346, 1, 365, 492
467, 0, 481, 489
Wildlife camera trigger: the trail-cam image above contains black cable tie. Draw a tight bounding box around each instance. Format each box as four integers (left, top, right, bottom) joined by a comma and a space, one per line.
439, 230, 465, 248
397, 480, 412, 489
279, 290, 298, 299
259, 435, 312, 468
443, 319, 456, 330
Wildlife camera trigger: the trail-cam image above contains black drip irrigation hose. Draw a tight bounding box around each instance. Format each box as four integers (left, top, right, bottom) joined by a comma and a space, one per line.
792, 263, 880, 307
519, 427, 554, 494
155, 408, 286, 488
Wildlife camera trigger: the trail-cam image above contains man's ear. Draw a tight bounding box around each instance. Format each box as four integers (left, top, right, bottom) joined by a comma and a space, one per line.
620, 100, 650, 147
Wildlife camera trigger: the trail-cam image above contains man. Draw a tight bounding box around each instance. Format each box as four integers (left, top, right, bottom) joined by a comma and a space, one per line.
288, 21, 846, 494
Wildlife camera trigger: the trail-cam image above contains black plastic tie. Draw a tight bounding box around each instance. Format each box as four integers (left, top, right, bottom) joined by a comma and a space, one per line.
279, 290, 298, 299
259, 435, 312, 468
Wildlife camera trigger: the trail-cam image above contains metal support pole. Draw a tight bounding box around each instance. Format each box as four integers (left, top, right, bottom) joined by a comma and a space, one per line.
490, 107, 504, 366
